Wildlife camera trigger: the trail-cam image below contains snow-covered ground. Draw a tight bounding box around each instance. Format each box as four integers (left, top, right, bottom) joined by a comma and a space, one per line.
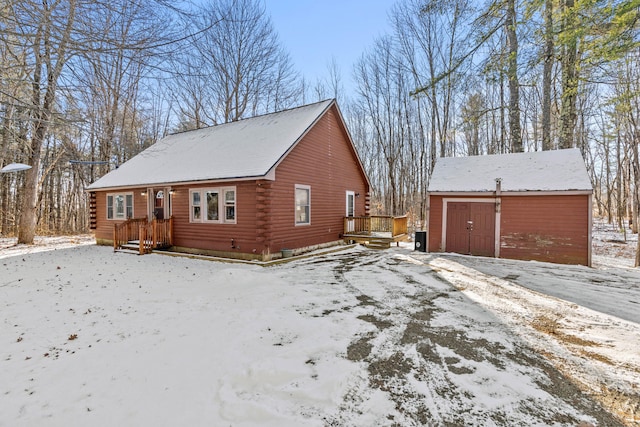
0, 222, 638, 426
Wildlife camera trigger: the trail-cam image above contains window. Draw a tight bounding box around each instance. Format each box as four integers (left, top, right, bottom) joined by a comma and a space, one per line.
107, 192, 134, 220
206, 191, 219, 221
190, 187, 236, 224
191, 191, 201, 221
224, 189, 236, 221
295, 185, 310, 225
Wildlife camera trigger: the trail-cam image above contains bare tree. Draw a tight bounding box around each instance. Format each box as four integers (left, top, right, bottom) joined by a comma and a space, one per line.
170, 0, 299, 127
541, 0, 554, 150
398, 0, 474, 161
74, 0, 170, 174
7, 0, 78, 244
1, 0, 181, 240
505, 0, 522, 152
460, 92, 487, 156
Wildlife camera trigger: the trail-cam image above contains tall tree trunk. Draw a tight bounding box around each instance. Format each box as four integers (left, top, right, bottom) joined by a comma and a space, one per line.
18, 0, 77, 244
542, 0, 554, 150
634, 139, 640, 267
506, 0, 522, 152
559, 0, 578, 149
500, 72, 506, 153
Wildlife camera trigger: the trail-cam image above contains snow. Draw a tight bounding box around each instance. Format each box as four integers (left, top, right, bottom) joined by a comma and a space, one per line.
428, 148, 593, 192
87, 100, 333, 190
1, 225, 638, 426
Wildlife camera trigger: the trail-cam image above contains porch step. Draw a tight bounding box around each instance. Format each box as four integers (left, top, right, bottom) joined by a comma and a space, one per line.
115, 241, 153, 254
115, 244, 141, 254
365, 238, 391, 250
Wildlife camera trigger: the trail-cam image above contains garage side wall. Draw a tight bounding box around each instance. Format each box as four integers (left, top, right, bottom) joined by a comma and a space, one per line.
427, 195, 444, 252
428, 193, 591, 265
500, 194, 590, 265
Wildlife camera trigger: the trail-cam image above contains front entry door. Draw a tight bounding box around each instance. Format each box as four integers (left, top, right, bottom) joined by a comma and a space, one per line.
345, 191, 355, 233
446, 202, 495, 256
148, 188, 171, 220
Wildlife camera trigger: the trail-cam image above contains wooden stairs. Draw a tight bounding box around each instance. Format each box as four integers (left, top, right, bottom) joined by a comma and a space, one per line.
113, 217, 173, 255
365, 237, 391, 250
115, 240, 148, 254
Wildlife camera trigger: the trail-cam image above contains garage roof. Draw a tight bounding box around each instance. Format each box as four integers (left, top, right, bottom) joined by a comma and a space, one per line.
428, 149, 593, 193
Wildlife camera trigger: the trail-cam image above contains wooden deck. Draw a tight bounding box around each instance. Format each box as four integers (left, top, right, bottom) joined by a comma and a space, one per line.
114, 217, 173, 254
342, 215, 410, 249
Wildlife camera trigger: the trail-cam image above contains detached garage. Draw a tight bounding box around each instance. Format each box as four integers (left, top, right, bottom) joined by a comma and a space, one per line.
427, 149, 593, 266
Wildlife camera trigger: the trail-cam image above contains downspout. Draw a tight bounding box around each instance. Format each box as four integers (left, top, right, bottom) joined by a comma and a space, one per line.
495, 178, 502, 258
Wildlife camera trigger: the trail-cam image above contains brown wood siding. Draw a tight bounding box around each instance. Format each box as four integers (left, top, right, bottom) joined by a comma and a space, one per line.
445, 202, 471, 254
93, 188, 149, 242
167, 180, 262, 255
267, 105, 369, 252
428, 193, 590, 265
445, 202, 495, 256
93, 104, 369, 258
500, 194, 590, 265
428, 195, 444, 252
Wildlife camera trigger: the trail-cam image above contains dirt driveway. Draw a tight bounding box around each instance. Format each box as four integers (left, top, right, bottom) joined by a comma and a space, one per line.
295, 247, 628, 426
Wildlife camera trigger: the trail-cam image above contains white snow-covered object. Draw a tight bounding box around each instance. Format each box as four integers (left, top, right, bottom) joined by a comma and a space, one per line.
428, 149, 592, 193
1, 163, 32, 173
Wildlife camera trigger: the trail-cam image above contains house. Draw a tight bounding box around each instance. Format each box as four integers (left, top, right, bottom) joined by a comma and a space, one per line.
426, 148, 593, 266
87, 99, 372, 260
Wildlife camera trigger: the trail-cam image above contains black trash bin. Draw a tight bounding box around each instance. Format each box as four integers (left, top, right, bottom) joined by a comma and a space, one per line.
414, 231, 426, 252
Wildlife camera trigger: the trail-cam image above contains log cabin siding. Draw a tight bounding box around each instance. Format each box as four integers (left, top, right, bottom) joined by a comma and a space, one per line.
268, 105, 368, 252
500, 195, 590, 265
92, 103, 370, 260
93, 188, 149, 243
168, 180, 261, 255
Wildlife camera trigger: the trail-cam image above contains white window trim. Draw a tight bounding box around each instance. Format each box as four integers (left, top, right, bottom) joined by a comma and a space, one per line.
189, 187, 236, 224
295, 184, 311, 226
346, 191, 355, 217
106, 192, 134, 220
223, 188, 236, 222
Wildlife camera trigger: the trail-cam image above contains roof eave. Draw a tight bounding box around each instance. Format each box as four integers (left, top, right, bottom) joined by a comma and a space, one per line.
86, 172, 275, 192
428, 189, 593, 196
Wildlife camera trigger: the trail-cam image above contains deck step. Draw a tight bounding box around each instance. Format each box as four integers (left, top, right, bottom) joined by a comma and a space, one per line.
115, 241, 150, 254
115, 244, 140, 254
365, 238, 391, 250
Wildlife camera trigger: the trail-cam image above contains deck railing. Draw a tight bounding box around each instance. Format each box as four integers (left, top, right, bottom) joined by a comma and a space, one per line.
114, 218, 148, 251
392, 215, 408, 237
343, 215, 408, 237
139, 222, 153, 254
114, 217, 173, 254
151, 217, 173, 249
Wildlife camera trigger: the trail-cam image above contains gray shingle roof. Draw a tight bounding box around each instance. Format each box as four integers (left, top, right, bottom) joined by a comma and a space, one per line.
87, 99, 334, 190
428, 149, 593, 193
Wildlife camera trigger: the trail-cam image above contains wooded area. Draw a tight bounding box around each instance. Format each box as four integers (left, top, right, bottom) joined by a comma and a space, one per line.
1, 0, 639, 259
